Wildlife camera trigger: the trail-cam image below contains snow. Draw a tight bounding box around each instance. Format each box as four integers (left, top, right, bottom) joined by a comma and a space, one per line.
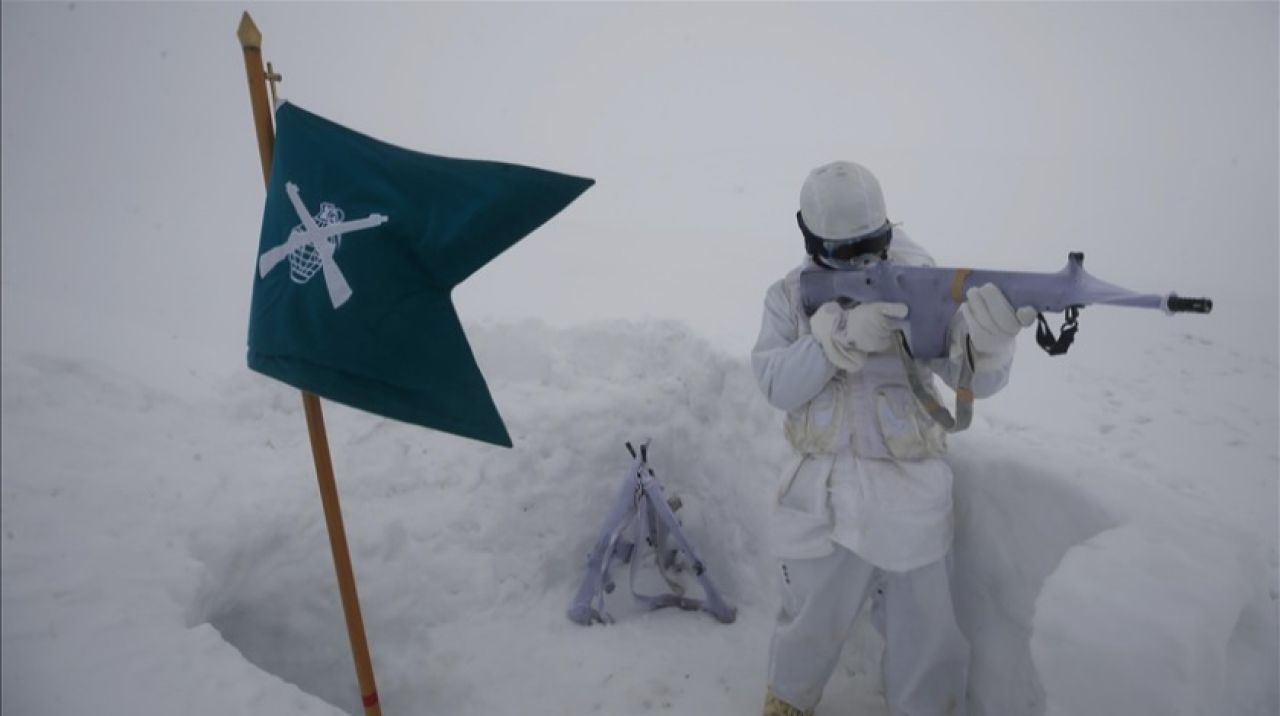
2, 315, 1276, 716
2, 3, 1276, 714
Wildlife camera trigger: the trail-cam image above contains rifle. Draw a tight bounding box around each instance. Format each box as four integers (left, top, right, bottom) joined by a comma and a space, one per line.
799, 252, 1212, 431
567, 440, 736, 626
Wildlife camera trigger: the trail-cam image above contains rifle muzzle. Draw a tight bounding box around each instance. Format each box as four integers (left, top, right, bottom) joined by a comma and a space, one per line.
1165, 294, 1214, 314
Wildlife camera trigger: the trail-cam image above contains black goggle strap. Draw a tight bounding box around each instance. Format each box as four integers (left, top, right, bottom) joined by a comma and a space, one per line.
797, 212, 893, 260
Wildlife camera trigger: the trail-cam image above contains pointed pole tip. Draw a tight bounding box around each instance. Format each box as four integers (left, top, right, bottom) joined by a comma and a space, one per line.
237, 11, 262, 49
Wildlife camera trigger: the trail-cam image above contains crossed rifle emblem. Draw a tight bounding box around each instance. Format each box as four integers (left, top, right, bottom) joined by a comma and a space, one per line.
257, 182, 388, 309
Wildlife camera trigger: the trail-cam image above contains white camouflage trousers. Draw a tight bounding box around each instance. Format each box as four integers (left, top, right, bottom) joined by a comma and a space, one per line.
767, 546, 970, 715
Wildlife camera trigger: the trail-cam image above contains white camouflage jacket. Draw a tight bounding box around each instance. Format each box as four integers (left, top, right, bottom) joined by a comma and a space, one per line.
751, 230, 1016, 569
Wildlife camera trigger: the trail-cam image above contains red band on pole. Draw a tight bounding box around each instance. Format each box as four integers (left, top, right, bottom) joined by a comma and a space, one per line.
363, 691, 380, 708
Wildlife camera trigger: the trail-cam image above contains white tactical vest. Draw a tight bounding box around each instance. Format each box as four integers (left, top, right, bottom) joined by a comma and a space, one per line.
780, 265, 948, 460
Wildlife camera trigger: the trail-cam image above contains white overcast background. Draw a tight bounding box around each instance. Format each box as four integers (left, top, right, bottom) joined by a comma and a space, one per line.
2, 4, 1278, 715
2, 2, 1276, 394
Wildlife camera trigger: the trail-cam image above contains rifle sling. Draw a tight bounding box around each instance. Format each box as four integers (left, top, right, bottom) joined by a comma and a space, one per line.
894, 332, 974, 433
1036, 306, 1081, 356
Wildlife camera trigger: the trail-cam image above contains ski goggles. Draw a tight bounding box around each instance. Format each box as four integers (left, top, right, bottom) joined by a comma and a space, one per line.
797, 211, 894, 264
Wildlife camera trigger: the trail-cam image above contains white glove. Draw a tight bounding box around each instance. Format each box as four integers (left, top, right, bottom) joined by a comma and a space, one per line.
810, 301, 909, 372
959, 283, 1037, 359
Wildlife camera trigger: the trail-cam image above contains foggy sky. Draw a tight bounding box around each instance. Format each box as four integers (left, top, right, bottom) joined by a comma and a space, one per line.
2, 2, 1276, 394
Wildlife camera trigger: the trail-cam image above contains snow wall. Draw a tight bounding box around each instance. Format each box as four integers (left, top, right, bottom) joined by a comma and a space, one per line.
2, 319, 1275, 715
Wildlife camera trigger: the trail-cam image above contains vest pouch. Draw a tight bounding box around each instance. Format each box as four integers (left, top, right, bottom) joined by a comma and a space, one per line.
875, 384, 943, 461
784, 375, 846, 454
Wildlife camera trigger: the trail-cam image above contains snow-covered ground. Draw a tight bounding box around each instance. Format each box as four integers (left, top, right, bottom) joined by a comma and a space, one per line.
2, 313, 1275, 716
2, 3, 1275, 714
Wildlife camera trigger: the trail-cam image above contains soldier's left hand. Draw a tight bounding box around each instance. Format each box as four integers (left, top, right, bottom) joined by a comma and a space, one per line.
961, 283, 1036, 355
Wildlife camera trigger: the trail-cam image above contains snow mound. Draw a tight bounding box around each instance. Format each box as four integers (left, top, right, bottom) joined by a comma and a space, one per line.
2, 319, 1275, 716
1032, 524, 1258, 716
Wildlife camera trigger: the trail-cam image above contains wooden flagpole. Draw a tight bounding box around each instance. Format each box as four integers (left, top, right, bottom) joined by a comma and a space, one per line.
236, 13, 383, 716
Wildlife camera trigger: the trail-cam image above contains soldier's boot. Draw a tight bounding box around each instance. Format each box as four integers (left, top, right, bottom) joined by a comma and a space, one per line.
762, 688, 814, 716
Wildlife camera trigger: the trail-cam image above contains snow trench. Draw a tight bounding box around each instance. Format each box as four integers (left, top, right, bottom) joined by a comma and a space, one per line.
3, 320, 1274, 715
183, 321, 788, 715
949, 451, 1118, 716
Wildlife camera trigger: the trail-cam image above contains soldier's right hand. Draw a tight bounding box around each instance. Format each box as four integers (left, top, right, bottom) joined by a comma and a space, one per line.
809, 301, 908, 372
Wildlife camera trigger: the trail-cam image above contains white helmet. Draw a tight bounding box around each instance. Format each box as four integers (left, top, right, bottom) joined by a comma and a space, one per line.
798, 161, 892, 264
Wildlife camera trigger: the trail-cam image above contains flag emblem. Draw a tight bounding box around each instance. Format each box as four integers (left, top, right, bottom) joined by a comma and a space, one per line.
286, 200, 345, 285
257, 182, 388, 309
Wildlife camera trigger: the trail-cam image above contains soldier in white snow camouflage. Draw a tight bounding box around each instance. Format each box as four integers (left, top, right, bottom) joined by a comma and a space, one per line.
753, 161, 1037, 716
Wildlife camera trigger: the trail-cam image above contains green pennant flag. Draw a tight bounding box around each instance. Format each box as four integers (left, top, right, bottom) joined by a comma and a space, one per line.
248, 102, 594, 447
